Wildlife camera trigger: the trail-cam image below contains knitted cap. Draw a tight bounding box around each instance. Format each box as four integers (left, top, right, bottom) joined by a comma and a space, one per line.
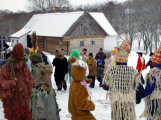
151, 45, 161, 63
11, 43, 24, 60
106, 51, 111, 55
115, 34, 131, 63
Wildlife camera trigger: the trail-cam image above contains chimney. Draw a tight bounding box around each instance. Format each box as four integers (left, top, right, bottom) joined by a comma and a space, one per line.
55, 7, 60, 12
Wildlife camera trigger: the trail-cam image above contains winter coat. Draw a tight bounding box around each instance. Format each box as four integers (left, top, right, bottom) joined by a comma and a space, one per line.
88, 59, 97, 76
97, 64, 104, 78
79, 52, 88, 62
104, 56, 113, 74
145, 58, 154, 69
31, 82, 60, 120
136, 57, 145, 70
95, 52, 106, 65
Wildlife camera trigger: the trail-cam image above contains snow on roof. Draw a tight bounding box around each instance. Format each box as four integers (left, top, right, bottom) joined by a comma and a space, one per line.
11, 11, 117, 38
10, 29, 31, 38
89, 12, 117, 36
24, 12, 84, 37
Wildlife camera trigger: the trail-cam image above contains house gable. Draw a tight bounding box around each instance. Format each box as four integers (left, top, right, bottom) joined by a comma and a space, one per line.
64, 12, 107, 38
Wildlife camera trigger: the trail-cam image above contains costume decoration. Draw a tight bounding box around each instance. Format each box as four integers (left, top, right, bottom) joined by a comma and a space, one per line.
0, 43, 34, 120
52, 48, 68, 90
104, 34, 141, 120
30, 63, 60, 120
68, 57, 96, 120
151, 45, 161, 64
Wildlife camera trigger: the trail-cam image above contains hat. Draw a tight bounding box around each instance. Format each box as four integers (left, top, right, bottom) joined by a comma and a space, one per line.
106, 51, 111, 55
89, 53, 93, 57
115, 34, 131, 63
24, 48, 30, 54
151, 45, 161, 63
149, 52, 153, 56
100, 48, 103, 50
137, 52, 142, 56
98, 59, 102, 63
11, 43, 24, 60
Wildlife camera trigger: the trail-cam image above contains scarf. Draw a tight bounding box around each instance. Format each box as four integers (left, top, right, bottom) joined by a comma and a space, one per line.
81, 81, 92, 95
87, 57, 93, 65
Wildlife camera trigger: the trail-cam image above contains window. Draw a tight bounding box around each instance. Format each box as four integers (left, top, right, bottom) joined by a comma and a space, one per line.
60, 40, 62, 46
43, 38, 47, 49
17, 40, 18, 43
12, 39, 14, 43
80, 41, 84, 46
91, 40, 95, 46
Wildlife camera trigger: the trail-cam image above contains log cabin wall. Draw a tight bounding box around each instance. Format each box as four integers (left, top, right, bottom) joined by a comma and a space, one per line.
37, 36, 69, 54
69, 36, 105, 55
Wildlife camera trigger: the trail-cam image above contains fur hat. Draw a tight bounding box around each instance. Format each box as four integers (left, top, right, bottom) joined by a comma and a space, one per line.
115, 34, 131, 63
11, 43, 24, 60
151, 45, 161, 63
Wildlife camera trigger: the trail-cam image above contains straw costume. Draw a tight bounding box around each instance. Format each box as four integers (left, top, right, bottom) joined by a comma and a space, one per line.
104, 35, 141, 120
68, 57, 96, 120
0, 43, 34, 120
141, 45, 161, 120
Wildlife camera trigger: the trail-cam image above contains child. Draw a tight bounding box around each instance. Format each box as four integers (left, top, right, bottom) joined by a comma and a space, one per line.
30, 63, 60, 120
97, 59, 104, 87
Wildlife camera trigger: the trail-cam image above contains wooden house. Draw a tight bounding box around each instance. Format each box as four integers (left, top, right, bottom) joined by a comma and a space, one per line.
10, 11, 117, 54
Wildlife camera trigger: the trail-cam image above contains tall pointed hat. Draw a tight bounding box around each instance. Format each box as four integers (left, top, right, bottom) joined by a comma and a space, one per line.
115, 34, 131, 63
151, 45, 161, 64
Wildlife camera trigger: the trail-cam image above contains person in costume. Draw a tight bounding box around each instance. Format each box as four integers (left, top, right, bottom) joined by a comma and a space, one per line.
104, 35, 141, 120
52, 48, 68, 90
139, 45, 161, 120
66, 49, 81, 83
30, 63, 60, 120
68, 56, 96, 120
87, 53, 97, 88
0, 43, 34, 120
136, 52, 145, 84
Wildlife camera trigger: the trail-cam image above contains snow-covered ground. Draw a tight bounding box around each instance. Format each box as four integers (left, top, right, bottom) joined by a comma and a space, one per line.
0, 41, 152, 120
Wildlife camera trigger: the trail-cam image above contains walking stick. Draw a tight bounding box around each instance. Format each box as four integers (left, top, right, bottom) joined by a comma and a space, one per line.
11, 87, 15, 120
10, 78, 22, 120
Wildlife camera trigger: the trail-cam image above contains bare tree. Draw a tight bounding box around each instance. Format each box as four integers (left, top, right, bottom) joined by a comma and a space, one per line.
27, 0, 71, 12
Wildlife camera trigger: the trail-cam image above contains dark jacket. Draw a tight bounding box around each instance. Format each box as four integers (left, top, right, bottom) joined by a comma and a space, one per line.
145, 58, 153, 68
41, 53, 48, 64
95, 52, 106, 65
97, 64, 104, 78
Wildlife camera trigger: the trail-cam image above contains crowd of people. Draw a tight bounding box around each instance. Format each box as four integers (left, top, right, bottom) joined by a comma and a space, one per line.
0, 33, 160, 120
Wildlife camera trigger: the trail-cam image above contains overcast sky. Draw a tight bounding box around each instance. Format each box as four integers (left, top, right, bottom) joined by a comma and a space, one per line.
0, 0, 127, 12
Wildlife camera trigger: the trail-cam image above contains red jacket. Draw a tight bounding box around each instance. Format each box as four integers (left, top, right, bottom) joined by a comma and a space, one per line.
136, 57, 145, 70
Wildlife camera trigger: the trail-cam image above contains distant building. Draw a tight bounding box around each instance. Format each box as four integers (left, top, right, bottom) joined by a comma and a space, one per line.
10, 11, 117, 54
